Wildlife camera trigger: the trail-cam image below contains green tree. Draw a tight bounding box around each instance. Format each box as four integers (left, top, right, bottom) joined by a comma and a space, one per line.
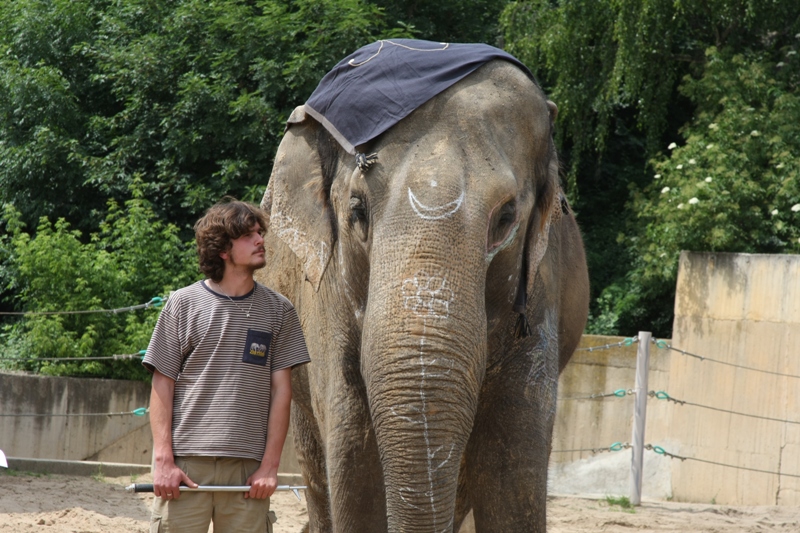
0, 0, 104, 232
0, 0, 412, 235
374, 0, 510, 43
501, 0, 800, 336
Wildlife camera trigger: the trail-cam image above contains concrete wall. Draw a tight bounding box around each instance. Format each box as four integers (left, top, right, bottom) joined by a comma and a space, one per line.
549, 334, 674, 500
0, 372, 152, 464
0, 371, 301, 473
668, 251, 800, 506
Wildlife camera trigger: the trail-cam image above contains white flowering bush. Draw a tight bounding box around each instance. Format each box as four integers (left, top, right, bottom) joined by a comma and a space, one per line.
629, 48, 800, 286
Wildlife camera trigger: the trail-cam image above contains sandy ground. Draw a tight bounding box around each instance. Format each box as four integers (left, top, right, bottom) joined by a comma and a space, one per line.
2, 470, 799, 532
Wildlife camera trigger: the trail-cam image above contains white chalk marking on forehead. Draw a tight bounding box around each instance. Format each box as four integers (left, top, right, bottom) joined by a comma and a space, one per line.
408, 188, 465, 220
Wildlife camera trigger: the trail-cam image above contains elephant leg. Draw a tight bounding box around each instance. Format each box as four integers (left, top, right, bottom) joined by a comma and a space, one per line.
292, 402, 332, 533
464, 354, 557, 533
325, 379, 388, 532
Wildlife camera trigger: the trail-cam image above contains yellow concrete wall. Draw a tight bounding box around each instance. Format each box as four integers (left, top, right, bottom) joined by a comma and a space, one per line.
0, 372, 152, 464
669, 251, 800, 506
0, 372, 300, 472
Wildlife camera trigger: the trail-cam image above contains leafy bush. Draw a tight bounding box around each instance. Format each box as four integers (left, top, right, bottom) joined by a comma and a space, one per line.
0, 182, 200, 380
602, 48, 800, 335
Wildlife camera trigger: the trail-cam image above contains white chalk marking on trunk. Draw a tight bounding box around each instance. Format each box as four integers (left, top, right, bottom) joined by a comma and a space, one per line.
418, 318, 438, 521
408, 188, 464, 220
399, 488, 427, 512
402, 273, 454, 319
394, 271, 458, 529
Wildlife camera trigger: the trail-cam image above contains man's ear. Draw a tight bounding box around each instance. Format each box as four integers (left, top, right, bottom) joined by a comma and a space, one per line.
261, 106, 335, 291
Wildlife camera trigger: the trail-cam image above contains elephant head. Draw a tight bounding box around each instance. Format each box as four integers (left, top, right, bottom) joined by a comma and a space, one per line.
260, 57, 587, 533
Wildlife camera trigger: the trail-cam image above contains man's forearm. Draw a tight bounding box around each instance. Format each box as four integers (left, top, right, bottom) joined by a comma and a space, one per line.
261, 368, 292, 470
150, 370, 177, 465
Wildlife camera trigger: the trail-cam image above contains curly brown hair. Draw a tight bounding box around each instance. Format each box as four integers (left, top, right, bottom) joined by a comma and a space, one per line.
193, 198, 268, 282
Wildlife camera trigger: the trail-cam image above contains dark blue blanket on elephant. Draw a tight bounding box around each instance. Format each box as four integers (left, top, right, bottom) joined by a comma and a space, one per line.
304, 39, 534, 154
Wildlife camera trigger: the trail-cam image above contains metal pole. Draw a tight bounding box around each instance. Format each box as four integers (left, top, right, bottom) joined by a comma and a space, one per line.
630, 331, 651, 506
125, 484, 307, 501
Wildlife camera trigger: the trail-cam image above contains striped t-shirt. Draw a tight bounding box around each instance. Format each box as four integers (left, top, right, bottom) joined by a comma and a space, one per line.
143, 280, 310, 461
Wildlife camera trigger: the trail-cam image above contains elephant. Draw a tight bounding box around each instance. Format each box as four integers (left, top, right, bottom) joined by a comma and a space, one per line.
257, 41, 589, 533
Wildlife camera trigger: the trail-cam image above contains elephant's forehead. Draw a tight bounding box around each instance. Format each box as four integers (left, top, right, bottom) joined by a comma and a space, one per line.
375, 64, 549, 185
390, 63, 549, 153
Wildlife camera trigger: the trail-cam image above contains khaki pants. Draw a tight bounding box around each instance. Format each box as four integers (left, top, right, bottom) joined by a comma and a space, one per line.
150, 456, 276, 533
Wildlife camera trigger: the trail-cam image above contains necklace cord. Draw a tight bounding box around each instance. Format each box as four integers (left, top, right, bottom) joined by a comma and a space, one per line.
211, 280, 255, 318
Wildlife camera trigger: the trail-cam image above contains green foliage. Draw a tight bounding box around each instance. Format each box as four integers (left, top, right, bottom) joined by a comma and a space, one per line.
0, 0, 101, 232
501, 1, 800, 336
0, 183, 199, 380
374, 0, 510, 43
626, 48, 800, 311
0, 0, 413, 234
0, 0, 507, 380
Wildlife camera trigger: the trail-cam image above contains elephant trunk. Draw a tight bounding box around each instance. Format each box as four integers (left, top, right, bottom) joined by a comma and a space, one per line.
361, 255, 486, 532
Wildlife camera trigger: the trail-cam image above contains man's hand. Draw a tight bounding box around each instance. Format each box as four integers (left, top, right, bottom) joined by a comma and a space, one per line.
245, 465, 278, 499
153, 459, 198, 500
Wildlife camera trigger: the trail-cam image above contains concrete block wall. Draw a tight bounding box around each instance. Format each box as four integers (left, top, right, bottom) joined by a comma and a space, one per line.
669, 252, 800, 506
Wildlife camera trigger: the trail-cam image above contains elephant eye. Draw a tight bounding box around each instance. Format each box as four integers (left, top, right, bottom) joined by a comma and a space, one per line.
488, 201, 517, 253
349, 195, 368, 225
498, 205, 515, 226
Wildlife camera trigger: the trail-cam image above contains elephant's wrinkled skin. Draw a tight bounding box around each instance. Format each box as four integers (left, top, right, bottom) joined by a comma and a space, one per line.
257, 60, 589, 533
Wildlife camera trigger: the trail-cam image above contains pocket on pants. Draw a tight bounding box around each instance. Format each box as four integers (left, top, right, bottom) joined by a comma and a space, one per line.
268, 510, 277, 524
150, 517, 162, 533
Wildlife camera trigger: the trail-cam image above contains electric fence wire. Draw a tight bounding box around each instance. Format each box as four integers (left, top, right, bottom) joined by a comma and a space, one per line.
646, 444, 800, 479
559, 389, 633, 401
0, 408, 149, 418
649, 390, 800, 425
551, 442, 630, 455
574, 336, 638, 352
652, 338, 800, 380
0, 351, 145, 362
0, 297, 166, 316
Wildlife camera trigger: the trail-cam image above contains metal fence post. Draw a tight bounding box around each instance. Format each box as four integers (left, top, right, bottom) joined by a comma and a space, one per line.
630, 331, 651, 506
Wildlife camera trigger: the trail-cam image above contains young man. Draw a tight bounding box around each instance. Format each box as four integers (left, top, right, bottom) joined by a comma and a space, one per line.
143, 199, 310, 533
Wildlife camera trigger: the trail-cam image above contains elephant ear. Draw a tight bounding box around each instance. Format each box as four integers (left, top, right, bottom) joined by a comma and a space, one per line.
261, 105, 334, 291
514, 100, 561, 338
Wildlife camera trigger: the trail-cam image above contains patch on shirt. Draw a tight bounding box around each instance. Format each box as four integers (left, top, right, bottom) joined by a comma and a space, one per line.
242, 329, 272, 366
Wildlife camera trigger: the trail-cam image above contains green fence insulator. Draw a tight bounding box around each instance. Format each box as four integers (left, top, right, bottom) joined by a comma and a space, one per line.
623, 337, 634, 346
133, 407, 148, 416
610, 442, 624, 452
149, 297, 164, 308
613, 389, 627, 397
655, 339, 668, 349
651, 445, 666, 455
138, 349, 147, 358
654, 391, 669, 400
